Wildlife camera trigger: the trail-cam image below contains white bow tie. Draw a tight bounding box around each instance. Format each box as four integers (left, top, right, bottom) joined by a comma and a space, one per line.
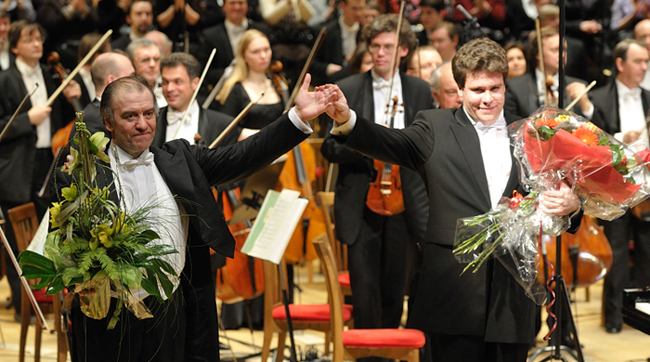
374, 81, 391, 90
476, 119, 507, 134
120, 152, 154, 170
22, 65, 41, 78
168, 108, 195, 125
622, 88, 642, 100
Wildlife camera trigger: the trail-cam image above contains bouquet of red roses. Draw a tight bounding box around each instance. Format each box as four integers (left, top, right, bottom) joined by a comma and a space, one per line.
454, 107, 650, 303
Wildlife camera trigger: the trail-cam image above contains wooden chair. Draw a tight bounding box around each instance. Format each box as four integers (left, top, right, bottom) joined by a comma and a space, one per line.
313, 234, 426, 362
8, 203, 68, 362
317, 192, 351, 297
261, 259, 354, 362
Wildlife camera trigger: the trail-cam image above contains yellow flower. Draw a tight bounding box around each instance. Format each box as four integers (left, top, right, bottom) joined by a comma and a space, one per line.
50, 202, 61, 228
90, 224, 114, 249
61, 184, 78, 202
90, 132, 110, 163
555, 115, 571, 124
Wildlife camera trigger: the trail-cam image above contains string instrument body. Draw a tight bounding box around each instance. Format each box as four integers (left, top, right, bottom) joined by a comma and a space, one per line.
215, 188, 265, 303
278, 142, 326, 264
365, 96, 405, 216
537, 215, 613, 288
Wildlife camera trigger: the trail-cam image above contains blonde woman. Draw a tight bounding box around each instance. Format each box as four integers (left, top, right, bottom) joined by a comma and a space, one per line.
215, 29, 284, 129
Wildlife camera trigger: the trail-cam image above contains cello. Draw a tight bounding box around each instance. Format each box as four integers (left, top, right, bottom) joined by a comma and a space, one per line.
537, 215, 613, 289
216, 187, 265, 303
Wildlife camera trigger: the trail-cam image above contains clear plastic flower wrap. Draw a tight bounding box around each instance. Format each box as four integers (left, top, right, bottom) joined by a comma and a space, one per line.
454, 106, 650, 303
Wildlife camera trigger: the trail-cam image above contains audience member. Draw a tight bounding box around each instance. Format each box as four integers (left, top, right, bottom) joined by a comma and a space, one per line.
406, 45, 442, 83
504, 42, 527, 79
414, 0, 446, 46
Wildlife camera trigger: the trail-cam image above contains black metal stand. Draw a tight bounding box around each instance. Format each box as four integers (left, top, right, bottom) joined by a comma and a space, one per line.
278, 264, 299, 362
529, 234, 584, 362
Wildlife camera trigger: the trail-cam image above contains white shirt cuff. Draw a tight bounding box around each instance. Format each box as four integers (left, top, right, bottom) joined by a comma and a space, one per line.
288, 108, 313, 134
582, 103, 594, 120
329, 110, 357, 136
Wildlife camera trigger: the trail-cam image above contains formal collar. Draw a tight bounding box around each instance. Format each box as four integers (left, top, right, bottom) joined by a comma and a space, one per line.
15, 58, 41, 78
616, 78, 642, 99
225, 18, 249, 33
168, 101, 199, 125
371, 69, 400, 89
463, 106, 506, 131
339, 16, 359, 34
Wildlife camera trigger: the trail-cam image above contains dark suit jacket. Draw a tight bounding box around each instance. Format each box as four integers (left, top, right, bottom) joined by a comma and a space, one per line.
0, 64, 72, 204
335, 107, 534, 343
72, 72, 92, 110
589, 80, 650, 134
312, 19, 347, 86
110, 33, 131, 51
335, 106, 582, 343
321, 71, 433, 246
198, 21, 270, 91
56, 112, 308, 361
153, 106, 240, 148
505, 72, 587, 119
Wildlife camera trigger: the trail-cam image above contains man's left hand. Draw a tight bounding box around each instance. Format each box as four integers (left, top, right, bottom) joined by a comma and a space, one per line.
294, 73, 336, 121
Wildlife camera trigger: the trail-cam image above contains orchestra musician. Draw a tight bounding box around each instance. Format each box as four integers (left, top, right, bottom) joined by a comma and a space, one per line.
153, 52, 240, 147
0, 19, 81, 321
321, 14, 433, 346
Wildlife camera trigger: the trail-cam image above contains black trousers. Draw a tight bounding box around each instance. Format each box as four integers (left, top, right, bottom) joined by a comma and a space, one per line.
348, 208, 412, 330
429, 334, 529, 362
601, 212, 650, 329
71, 289, 186, 362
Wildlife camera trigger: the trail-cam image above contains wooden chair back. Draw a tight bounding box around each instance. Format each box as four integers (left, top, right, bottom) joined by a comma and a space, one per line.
8, 203, 68, 362
317, 191, 347, 272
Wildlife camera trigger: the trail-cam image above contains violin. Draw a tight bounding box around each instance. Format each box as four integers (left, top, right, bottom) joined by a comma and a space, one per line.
366, 96, 405, 216
270, 60, 290, 104
537, 215, 613, 288
215, 187, 265, 303
49, 51, 83, 157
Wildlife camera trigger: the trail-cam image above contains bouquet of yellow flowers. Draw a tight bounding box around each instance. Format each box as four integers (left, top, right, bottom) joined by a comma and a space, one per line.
18, 112, 178, 329
453, 107, 650, 303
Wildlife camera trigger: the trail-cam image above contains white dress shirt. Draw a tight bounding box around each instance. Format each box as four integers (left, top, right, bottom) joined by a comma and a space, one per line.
372, 70, 405, 129
616, 79, 649, 150
339, 16, 359, 60
110, 145, 186, 300
78, 68, 95, 104
225, 18, 249, 56
465, 109, 512, 209
166, 101, 200, 143
0, 40, 10, 71
16, 58, 51, 148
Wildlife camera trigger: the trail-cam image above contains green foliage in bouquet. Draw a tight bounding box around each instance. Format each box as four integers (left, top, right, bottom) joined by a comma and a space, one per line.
18, 112, 178, 329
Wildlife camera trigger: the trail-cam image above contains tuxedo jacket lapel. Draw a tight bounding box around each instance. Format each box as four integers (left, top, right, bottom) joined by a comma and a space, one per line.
362, 73, 374, 121
450, 108, 491, 209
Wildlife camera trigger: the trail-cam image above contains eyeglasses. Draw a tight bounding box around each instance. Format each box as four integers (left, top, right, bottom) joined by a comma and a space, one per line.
368, 43, 396, 53
20, 36, 45, 44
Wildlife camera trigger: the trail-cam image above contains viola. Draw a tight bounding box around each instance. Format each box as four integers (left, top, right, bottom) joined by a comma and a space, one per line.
537, 215, 613, 288
366, 96, 405, 216
49, 52, 83, 157
215, 187, 265, 303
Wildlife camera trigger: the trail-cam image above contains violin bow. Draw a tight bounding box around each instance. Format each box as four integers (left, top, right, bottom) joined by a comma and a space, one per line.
44, 29, 112, 108
0, 83, 38, 144
172, 48, 216, 140
202, 58, 236, 109
209, 91, 264, 149
565, 80, 596, 112
385, 0, 407, 117
535, 18, 550, 107
283, 27, 327, 113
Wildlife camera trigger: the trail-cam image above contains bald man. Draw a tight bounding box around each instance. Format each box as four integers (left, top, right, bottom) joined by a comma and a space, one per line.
71, 52, 135, 139
430, 62, 462, 109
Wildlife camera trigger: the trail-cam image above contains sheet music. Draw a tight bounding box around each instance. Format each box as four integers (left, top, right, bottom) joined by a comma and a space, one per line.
241, 189, 308, 264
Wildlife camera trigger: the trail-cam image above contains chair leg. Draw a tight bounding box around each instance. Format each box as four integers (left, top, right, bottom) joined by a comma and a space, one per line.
262, 326, 273, 362
35, 316, 42, 362
53, 293, 68, 362
275, 331, 287, 362
324, 332, 330, 355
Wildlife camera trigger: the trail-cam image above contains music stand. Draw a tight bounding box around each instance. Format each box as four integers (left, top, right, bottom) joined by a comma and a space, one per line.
230, 159, 286, 224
